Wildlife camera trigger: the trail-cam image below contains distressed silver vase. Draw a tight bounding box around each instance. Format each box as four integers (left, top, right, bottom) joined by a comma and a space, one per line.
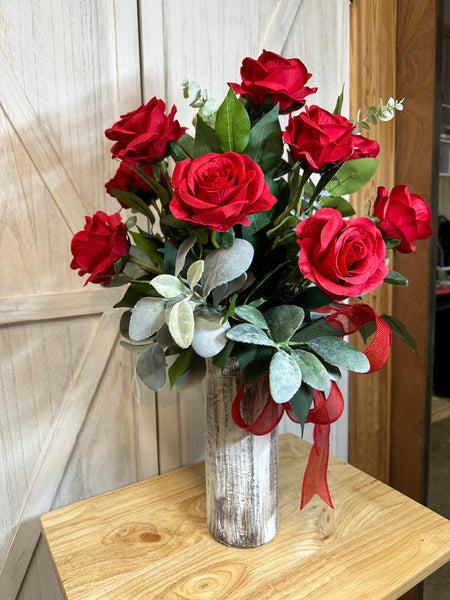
204, 359, 279, 548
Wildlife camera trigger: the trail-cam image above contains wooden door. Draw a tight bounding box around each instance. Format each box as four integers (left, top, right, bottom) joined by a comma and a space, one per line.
0, 2, 351, 599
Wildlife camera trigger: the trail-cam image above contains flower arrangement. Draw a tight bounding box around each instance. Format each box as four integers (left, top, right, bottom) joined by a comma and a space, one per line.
70, 50, 433, 508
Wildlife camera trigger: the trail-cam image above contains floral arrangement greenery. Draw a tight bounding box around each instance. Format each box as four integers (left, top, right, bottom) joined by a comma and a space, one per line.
70, 51, 433, 508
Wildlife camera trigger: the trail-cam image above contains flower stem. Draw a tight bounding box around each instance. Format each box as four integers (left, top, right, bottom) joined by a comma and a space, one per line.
128, 255, 162, 274
274, 168, 310, 227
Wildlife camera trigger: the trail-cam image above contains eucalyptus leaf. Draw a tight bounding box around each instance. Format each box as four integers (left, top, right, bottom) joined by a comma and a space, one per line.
307, 337, 370, 373
226, 323, 274, 346
235, 305, 268, 329
167, 299, 195, 349
120, 341, 153, 355
174, 236, 196, 276
151, 274, 187, 298
264, 305, 305, 343
269, 350, 302, 404
292, 349, 331, 394
136, 343, 167, 391
129, 297, 167, 341
202, 238, 254, 297
187, 260, 204, 289
119, 310, 132, 340
191, 308, 231, 357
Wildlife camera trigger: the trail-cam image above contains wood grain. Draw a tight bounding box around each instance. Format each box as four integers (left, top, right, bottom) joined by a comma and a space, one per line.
41, 434, 450, 600
348, 0, 396, 483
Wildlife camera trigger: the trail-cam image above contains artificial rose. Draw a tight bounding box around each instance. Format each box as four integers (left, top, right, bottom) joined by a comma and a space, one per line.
351, 134, 380, 159
296, 208, 388, 301
105, 97, 186, 164
229, 50, 317, 112
169, 152, 277, 232
373, 185, 433, 253
70, 211, 129, 285
283, 105, 356, 172
105, 161, 157, 208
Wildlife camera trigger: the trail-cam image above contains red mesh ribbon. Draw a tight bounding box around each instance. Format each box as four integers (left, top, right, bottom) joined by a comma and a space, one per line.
231, 302, 392, 509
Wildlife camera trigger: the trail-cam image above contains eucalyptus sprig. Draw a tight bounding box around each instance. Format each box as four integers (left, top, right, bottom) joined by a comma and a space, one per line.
354, 97, 404, 131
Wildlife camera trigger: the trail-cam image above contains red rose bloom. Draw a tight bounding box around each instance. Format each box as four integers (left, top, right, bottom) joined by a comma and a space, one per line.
283, 106, 356, 172
70, 211, 129, 285
229, 50, 317, 112
105, 97, 186, 164
351, 134, 380, 159
373, 185, 433, 253
105, 161, 157, 208
296, 208, 388, 301
170, 152, 277, 232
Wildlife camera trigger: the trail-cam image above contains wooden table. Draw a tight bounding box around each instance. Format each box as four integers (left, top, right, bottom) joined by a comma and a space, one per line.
41, 434, 450, 600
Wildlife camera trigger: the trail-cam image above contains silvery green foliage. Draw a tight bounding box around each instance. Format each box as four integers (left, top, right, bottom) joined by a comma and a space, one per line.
136, 344, 167, 391
191, 308, 231, 358
202, 239, 254, 297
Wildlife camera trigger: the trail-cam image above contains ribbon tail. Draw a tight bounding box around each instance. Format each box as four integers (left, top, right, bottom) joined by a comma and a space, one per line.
300, 423, 333, 509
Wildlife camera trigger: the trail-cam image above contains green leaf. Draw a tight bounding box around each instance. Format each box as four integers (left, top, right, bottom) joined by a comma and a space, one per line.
120, 340, 153, 355
222, 228, 235, 249
174, 236, 196, 276
134, 164, 170, 206
168, 347, 196, 387
129, 230, 164, 264
235, 305, 268, 329
307, 337, 370, 373
381, 314, 418, 356
319, 196, 356, 217
325, 158, 379, 196
129, 297, 167, 341
215, 87, 251, 153
110, 189, 154, 220
167, 299, 195, 349
113, 281, 157, 308
169, 140, 191, 162
136, 343, 167, 391
297, 286, 332, 310
119, 310, 132, 340
191, 307, 230, 357
244, 104, 283, 172
194, 114, 222, 157
269, 350, 301, 404
187, 260, 204, 289
202, 238, 254, 297
174, 354, 206, 390
212, 340, 234, 372
292, 318, 343, 343
125, 216, 137, 230
226, 323, 274, 346
163, 238, 177, 275
384, 237, 401, 250
291, 349, 331, 394
288, 384, 313, 435
151, 274, 186, 298
264, 305, 305, 343
333, 85, 345, 115
234, 343, 273, 390
384, 270, 409, 286
173, 133, 195, 158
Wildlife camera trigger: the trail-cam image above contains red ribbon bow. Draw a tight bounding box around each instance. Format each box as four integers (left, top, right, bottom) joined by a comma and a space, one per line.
231, 302, 392, 508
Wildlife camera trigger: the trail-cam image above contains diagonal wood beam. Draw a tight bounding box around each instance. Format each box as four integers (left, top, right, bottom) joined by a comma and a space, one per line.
0, 46, 89, 235
260, 0, 303, 54
0, 311, 120, 600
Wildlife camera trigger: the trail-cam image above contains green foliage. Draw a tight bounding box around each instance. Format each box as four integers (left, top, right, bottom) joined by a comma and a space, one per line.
384, 270, 409, 286
215, 88, 251, 153
325, 158, 379, 196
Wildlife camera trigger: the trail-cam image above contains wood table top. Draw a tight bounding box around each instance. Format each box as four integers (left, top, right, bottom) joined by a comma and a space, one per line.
41, 434, 450, 599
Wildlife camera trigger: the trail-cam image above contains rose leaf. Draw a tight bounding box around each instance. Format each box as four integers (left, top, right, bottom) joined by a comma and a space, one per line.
325, 158, 379, 196
215, 87, 251, 153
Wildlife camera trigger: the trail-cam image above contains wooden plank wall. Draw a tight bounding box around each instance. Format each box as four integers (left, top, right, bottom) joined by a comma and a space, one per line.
0, 1, 350, 598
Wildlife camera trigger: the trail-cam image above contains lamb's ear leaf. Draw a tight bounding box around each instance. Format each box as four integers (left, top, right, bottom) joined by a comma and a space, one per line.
269, 350, 302, 404
307, 337, 370, 373
167, 299, 195, 349
264, 305, 305, 343
136, 343, 167, 391
202, 238, 254, 297
129, 297, 167, 341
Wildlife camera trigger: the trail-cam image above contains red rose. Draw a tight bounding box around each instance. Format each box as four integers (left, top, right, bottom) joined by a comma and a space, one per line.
351, 134, 380, 159
296, 208, 388, 301
283, 106, 356, 172
229, 50, 317, 112
70, 211, 129, 285
170, 152, 277, 232
105, 97, 186, 164
373, 185, 433, 253
105, 161, 157, 208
